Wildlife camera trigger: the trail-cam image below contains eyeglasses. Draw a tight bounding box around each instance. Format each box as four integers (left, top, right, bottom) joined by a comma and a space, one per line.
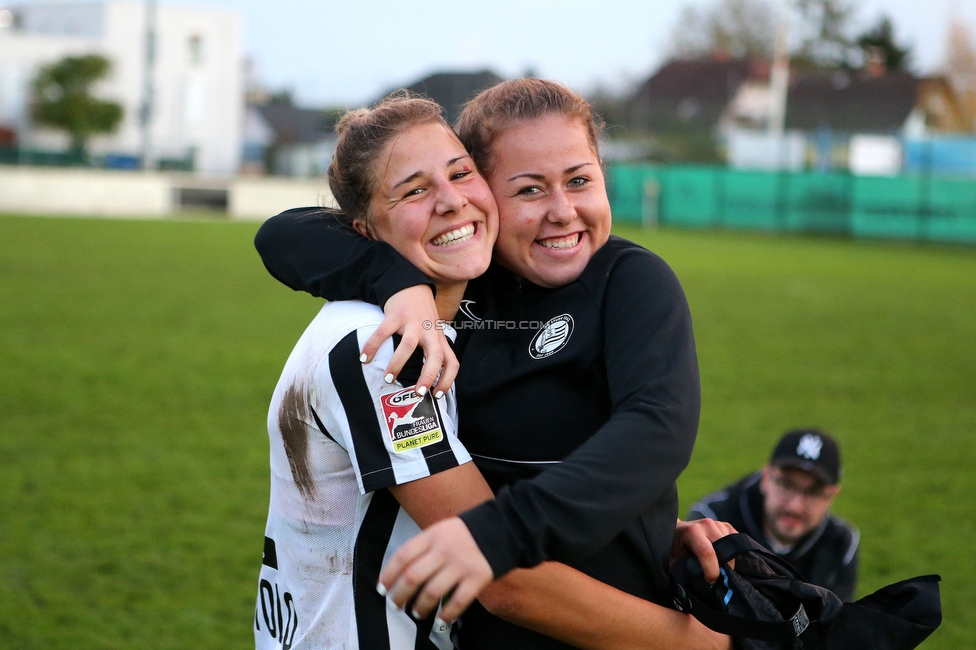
770, 474, 834, 502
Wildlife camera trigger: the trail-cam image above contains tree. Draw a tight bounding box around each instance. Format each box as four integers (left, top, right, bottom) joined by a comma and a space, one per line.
267, 89, 295, 106
792, 0, 857, 69
670, 0, 916, 74
667, 0, 866, 68
31, 54, 123, 156
669, 0, 776, 59
855, 16, 912, 72
946, 20, 976, 131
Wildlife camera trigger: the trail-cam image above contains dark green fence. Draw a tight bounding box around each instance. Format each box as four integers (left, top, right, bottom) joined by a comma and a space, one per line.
607, 164, 976, 244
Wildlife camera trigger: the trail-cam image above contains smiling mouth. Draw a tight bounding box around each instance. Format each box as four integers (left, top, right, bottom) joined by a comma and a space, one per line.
431, 223, 475, 247
537, 233, 581, 250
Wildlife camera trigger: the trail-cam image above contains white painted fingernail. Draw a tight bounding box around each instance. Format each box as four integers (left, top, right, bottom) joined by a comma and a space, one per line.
411, 609, 421, 620
384, 373, 394, 384
434, 390, 444, 400
387, 597, 399, 611
416, 385, 427, 396
360, 353, 368, 363
376, 582, 386, 597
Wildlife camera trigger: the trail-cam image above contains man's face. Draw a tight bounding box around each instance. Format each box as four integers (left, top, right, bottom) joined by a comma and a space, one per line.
759, 466, 840, 546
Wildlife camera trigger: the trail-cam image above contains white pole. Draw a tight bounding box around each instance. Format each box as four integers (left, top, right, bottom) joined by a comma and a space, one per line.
140, 0, 157, 170
768, 0, 792, 169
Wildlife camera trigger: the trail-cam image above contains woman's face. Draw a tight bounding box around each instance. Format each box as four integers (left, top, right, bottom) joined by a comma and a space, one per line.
485, 115, 611, 288
363, 122, 498, 287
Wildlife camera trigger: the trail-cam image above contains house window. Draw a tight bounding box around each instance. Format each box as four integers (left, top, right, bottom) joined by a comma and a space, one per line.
188, 35, 204, 67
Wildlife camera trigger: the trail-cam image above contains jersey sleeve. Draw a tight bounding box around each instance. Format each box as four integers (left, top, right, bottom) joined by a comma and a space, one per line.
314, 326, 470, 494
459, 248, 700, 575
254, 206, 435, 306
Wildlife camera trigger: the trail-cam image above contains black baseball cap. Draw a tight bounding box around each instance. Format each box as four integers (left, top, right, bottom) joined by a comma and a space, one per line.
769, 428, 841, 486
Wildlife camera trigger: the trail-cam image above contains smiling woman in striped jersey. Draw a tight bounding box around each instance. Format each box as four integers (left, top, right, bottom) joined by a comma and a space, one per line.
254, 94, 500, 650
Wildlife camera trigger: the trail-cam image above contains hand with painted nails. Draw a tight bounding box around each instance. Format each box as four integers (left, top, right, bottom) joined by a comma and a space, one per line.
377, 516, 493, 624
359, 285, 458, 399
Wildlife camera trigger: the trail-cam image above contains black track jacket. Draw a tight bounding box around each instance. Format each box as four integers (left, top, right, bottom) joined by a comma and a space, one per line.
255, 208, 701, 648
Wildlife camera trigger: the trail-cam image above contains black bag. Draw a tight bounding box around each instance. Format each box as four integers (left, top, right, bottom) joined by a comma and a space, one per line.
670, 533, 942, 650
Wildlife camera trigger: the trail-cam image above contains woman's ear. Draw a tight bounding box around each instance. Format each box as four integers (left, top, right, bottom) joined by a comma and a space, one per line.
352, 218, 373, 240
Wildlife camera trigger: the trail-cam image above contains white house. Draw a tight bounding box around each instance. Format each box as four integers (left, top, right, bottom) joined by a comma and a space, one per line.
0, 0, 242, 175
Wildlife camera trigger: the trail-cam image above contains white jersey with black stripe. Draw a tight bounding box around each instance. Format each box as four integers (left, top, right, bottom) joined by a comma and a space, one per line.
255, 300, 469, 650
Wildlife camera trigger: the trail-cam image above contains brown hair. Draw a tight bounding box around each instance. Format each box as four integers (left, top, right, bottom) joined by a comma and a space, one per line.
456, 78, 604, 176
328, 92, 448, 229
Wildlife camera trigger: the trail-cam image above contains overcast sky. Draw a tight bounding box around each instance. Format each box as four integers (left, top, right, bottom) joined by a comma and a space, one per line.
14, 0, 976, 107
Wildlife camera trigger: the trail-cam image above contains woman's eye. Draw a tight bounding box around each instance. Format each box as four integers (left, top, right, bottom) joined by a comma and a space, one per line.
568, 176, 589, 188
450, 170, 471, 181
516, 186, 542, 197
405, 187, 425, 197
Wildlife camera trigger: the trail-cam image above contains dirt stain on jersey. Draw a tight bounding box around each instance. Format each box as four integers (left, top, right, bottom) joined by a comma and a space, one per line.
279, 383, 315, 499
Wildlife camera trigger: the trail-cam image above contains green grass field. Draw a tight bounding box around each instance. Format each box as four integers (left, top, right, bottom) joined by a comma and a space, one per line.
1, 214, 973, 648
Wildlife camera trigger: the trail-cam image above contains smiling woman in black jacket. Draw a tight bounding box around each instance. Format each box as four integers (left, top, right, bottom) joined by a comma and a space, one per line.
256, 78, 731, 650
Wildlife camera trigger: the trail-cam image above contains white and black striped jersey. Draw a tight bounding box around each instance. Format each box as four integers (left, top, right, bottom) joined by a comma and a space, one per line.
255, 300, 469, 650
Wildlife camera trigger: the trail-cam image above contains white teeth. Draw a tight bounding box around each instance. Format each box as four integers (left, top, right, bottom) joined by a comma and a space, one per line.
431, 223, 475, 247
538, 233, 580, 249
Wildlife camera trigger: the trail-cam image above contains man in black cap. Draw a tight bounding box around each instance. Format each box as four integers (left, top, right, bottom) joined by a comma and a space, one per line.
687, 428, 860, 601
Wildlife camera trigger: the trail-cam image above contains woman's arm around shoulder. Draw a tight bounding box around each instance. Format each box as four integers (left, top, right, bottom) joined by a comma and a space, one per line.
254, 206, 433, 305
255, 207, 456, 394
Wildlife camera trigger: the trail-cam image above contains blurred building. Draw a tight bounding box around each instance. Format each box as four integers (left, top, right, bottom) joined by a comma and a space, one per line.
395, 69, 504, 125
248, 104, 337, 177
626, 56, 772, 162
785, 70, 971, 174
622, 52, 976, 174
0, 0, 242, 175
629, 57, 770, 134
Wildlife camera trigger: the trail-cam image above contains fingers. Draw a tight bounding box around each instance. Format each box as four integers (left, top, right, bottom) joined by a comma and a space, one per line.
693, 536, 723, 584
364, 285, 451, 394
435, 572, 489, 624
364, 315, 456, 397
402, 562, 462, 620
432, 349, 459, 399
416, 330, 446, 396
377, 518, 493, 623
673, 518, 738, 584
383, 325, 453, 396
378, 529, 430, 599
390, 550, 445, 617
385, 328, 419, 384
361, 316, 402, 365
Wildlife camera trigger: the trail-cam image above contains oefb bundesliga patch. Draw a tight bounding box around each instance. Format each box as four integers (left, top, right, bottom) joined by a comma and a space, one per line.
380, 387, 445, 453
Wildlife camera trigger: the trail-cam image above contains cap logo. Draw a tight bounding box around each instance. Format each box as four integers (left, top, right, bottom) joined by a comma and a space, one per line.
796, 434, 823, 460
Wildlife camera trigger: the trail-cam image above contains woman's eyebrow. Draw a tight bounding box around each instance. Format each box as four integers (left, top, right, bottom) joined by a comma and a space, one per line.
564, 162, 593, 175
507, 172, 545, 182
391, 155, 471, 190
392, 170, 423, 191
507, 162, 593, 182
